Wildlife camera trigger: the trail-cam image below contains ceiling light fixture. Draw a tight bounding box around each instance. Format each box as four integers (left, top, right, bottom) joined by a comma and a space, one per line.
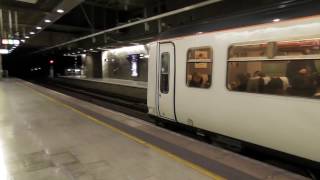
1, 39, 8, 44
36, 26, 42, 30
13, 40, 20, 45
57, 9, 64, 13
273, 18, 281, 22
25, 36, 30, 39
0, 49, 9, 54
44, 19, 51, 23
30, 32, 35, 35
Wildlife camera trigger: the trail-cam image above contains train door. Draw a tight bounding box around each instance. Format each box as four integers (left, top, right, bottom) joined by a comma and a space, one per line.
158, 42, 176, 121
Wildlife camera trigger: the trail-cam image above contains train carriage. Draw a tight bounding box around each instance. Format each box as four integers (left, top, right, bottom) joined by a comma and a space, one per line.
147, 14, 320, 168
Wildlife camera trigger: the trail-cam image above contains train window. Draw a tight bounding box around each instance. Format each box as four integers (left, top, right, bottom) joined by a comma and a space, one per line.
160, 52, 170, 93
229, 43, 267, 59
186, 47, 213, 88
276, 39, 320, 57
227, 38, 320, 99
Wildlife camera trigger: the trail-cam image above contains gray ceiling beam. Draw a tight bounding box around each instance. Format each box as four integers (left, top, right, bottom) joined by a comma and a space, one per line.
84, 0, 155, 10
83, 1, 118, 10
0, 4, 51, 16
34, 0, 223, 53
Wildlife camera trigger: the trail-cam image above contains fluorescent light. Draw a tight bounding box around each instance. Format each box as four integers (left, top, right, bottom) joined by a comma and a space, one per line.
0, 49, 9, 54
36, 26, 42, 30
44, 19, 51, 23
13, 40, 20, 45
1, 39, 8, 45
273, 18, 281, 22
57, 9, 64, 13
8, 40, 14, 45
30, 32, 35, 35
25, 36, 30, 39
21, 39, 26, 43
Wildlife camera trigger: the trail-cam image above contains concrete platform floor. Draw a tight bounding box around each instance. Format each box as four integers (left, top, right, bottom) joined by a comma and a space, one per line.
0, 79, 310, 180
0, 79, 212, 180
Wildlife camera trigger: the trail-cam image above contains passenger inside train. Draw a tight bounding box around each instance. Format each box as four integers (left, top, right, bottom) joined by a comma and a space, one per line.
186, 47, 212, 88
228, 59, 320, 98
227, 38, 320, 99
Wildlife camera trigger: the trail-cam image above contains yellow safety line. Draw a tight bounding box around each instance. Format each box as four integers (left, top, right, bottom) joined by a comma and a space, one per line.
19, 82, 226, 180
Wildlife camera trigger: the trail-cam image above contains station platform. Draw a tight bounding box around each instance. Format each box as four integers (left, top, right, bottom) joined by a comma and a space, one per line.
60, 76, 147, 89
0, 78, 309, 180
53, 76, 147, 102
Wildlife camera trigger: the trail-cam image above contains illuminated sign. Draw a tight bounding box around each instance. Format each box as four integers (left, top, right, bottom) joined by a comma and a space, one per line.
1, 39, 20, 45
128, 54, 140, 77
0, 49, 9, 54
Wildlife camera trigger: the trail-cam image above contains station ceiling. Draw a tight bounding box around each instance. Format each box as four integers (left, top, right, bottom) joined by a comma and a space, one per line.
0, 0, 317, 54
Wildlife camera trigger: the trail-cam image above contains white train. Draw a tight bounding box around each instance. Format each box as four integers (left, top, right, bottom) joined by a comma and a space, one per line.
147, 14, 320, 169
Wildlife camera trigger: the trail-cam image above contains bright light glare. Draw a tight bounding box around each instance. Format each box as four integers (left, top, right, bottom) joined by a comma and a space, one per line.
57, 9, 64, 13
1, 39, 19, 45
1, 39, 8, 45
29, 32, 35, 35
108, 45, 146, 55
44, 19, 51, 23
131, 61, 138, 77
273, 18, 281, 22
25, 36, 30, 39
0, 49, 9, 54
36, 26, 42, 30
13, 40, 20, 45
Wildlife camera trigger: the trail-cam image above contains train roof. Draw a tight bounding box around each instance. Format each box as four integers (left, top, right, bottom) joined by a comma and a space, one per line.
157, 0, 320, 41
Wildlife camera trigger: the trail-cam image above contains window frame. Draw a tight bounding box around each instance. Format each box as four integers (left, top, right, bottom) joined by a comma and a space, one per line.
186, 46, 214, 89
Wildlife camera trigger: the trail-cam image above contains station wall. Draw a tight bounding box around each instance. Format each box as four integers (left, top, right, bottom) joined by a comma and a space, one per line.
101, 46, 148, 82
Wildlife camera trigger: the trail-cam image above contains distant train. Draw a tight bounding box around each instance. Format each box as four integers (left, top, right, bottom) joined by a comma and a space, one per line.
146, 13, 320, 171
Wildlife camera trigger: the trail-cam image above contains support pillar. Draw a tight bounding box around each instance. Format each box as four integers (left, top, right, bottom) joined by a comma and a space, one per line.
84, 52, 102, 78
